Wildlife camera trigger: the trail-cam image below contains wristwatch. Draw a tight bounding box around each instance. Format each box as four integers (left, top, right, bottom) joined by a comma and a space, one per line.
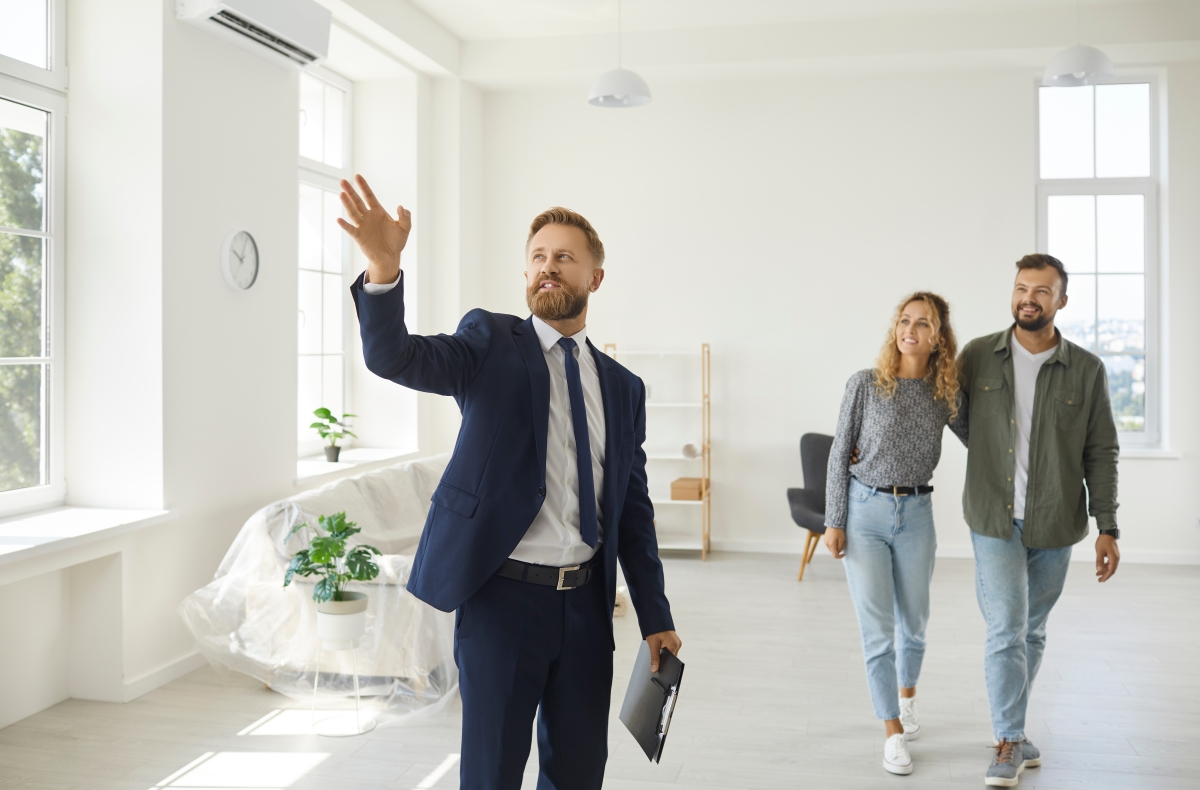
1099, 528, 1120, 540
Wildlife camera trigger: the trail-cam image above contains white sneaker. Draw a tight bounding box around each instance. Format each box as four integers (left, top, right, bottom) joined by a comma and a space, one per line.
883, 733, 913, 775
899, 697, 920, 740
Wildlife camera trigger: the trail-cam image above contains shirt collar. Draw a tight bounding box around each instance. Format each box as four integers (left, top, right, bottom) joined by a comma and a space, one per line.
999, 324, 1072, 367
531, 314, 588, 355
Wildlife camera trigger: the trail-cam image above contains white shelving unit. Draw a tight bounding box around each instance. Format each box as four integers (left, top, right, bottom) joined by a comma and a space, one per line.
603, 345, 711, 559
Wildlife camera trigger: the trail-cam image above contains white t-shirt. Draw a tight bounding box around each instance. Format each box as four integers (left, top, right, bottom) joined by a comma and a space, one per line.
1011, 331, 1057, 520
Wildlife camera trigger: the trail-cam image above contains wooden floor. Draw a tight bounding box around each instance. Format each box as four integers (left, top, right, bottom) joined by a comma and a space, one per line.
1, 552, 1197, 789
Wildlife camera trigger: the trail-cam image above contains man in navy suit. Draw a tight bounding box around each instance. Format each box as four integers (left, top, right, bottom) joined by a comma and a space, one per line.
338, 175, 681, 789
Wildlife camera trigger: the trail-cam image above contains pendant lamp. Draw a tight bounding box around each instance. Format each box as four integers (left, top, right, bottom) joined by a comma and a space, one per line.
1042, 1, 1114, 86
589, 0, 651, 107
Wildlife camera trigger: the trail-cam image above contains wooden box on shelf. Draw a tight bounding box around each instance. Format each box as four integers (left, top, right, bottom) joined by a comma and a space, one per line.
670, 477, 705, 501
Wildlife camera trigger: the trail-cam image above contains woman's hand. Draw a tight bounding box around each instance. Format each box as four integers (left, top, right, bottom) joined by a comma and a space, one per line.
824, 527, 846, 559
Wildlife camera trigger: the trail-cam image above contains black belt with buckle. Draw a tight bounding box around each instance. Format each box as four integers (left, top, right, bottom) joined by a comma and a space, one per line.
874, 485, 934, 496
495, 556, 601, 590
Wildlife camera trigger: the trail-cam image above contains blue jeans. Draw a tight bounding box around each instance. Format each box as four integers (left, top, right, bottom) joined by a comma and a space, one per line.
843, 478, 937, 721
971, 519, 1072, 741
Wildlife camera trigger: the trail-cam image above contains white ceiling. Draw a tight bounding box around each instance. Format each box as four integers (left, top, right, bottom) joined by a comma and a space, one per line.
406, 0, 1153, 42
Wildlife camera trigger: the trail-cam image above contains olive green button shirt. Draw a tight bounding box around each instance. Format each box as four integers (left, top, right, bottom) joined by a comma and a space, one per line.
955, 327, 1120, 549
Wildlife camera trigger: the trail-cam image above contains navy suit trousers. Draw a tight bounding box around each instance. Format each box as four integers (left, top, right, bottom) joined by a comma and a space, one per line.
455, 565, 613, 789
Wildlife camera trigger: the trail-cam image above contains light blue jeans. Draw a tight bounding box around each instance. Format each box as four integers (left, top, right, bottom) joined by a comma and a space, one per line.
842, 477, 937, 721
971, 519, 1072, 741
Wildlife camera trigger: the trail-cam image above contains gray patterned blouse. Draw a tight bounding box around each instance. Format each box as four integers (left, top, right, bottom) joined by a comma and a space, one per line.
824, 369, 963, 529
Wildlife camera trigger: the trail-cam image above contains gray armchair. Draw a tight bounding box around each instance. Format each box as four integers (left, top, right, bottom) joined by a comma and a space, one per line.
787, 433, 834, 581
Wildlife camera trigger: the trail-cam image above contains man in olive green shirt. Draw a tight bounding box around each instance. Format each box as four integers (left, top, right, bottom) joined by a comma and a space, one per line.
956, 254, 1120, 787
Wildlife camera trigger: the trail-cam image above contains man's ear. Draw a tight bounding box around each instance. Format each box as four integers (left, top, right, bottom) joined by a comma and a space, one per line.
1059, 292, 1069, 310
590, 266, 605, 293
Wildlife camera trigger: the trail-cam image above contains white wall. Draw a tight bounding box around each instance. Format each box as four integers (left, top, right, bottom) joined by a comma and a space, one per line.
477, 68, 1200, 563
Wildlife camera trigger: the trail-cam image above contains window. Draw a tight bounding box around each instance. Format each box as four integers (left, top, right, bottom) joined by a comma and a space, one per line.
0, 0, 66, 92
0, 0, 65, 512
1036, 80, 1159, 445
298, 70, 352, 457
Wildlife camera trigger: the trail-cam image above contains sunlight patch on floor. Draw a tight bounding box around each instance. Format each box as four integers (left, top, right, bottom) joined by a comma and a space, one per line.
414, 754, 460, 789
149, 750, 330, 788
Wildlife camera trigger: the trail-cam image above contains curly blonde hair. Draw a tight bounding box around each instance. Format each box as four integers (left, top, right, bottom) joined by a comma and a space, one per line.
874, 292, 960, 422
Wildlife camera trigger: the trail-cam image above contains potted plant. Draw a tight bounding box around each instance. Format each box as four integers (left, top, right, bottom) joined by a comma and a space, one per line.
310, 408, 357, 462
283, 512, 381, 651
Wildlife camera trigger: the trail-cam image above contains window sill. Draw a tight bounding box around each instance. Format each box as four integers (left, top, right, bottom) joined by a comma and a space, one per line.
0, 506, 174, 570
295, 447, 421, 485
1119, 449, 1183, 460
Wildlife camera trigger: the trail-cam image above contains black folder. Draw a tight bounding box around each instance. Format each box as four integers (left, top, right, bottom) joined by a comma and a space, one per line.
619, 641, 685, 763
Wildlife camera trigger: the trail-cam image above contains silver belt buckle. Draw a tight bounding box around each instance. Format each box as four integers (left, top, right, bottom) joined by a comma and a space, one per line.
557, 564, 582, 590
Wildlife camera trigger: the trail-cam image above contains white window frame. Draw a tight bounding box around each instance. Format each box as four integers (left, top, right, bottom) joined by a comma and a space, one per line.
1034, 75, 1162, 449
297, 67, 353, 460
0, 73, 66, 515
0, 0, 67, 93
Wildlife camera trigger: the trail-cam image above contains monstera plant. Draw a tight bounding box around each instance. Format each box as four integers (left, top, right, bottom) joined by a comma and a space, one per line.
283, 512, 381, 603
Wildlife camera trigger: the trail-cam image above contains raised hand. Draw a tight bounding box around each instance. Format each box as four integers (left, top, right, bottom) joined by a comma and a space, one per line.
336, 174, 411, 286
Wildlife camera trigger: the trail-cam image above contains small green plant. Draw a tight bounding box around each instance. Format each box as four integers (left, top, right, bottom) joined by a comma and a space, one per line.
310, 408, 357, 448
283, 512, 381, 603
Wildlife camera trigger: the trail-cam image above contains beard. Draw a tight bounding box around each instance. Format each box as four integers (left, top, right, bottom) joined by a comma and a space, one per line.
1013, 302, 1052, 331
527, 276, 589, 322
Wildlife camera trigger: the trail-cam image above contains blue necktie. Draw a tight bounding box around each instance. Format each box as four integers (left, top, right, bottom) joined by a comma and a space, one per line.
557, 337, 598, 548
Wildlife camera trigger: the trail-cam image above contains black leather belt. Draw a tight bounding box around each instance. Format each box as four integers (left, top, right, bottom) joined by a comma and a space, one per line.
874, 485, 934, 496
496, 556, 601, 590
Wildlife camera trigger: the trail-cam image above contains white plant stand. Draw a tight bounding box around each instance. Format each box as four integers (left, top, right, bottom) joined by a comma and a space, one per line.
310, 592, 376, 737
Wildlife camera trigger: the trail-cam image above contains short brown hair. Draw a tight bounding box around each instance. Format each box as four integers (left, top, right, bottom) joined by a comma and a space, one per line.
1016, 253, 1068, 294
526, 207, 605, 267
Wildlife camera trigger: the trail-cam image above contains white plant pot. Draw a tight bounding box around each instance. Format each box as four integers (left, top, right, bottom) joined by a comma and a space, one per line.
316, 591, 368, 651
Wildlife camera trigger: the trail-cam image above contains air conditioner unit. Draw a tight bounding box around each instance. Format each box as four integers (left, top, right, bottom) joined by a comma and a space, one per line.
177, 0, 331, 68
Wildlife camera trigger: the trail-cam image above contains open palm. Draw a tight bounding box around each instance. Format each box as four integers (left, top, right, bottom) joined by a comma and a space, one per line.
337, 174, 411, 283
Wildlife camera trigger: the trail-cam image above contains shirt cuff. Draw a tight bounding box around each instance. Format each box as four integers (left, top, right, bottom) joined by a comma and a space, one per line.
361, 271, 401, 295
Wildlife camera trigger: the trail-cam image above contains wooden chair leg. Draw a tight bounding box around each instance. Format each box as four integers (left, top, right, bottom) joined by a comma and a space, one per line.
807, 532, 821, 564
798, 531, 817, 581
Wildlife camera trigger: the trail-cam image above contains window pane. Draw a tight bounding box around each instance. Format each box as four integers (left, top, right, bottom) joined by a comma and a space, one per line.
298, 270, 321, 355
0, 363, 43, 492
322, 355, 344, 418
1039, 86, 1094, 179
299, 73, 324, 162
298, 355, 321, 441
1096, 83, 1150, 178
1098, 274, 1144, 354
0, 0, 48, 70
1047, 195, 1095, 273
323, 84, 343, 168
322, 190, 343, 272
0, 233, 42, 357
322, 273, 342, 354
0, 97, 47, 232
1103, 355, 1145, 432
1096, 194, 1144, 273
1059, 273, 1095, 352
298, 183, 322, 271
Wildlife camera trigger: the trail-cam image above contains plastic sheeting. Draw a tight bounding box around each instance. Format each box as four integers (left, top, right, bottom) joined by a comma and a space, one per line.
180, 454, 456, 724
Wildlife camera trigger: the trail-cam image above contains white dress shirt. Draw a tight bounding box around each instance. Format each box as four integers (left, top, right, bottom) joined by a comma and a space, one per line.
1011, 331, 1056, 521
362, 273, 605, 567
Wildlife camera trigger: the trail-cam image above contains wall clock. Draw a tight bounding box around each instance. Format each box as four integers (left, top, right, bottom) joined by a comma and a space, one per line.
221, 230, 260, 290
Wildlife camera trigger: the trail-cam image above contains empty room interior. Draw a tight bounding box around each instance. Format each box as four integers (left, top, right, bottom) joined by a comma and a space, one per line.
1, 0, 1199, 788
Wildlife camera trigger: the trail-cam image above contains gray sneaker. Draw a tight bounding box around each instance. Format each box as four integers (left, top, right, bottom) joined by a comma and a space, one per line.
985, 739, 1024, 787
1020, 738, 1041, 768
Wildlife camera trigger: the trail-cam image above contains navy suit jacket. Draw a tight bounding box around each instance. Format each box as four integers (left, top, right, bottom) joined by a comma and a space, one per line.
350, 272, 674, 640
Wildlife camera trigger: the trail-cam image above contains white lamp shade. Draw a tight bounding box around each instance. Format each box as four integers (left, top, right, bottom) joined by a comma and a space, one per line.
1042, 44, 1115, 87
588, 68, 652, 108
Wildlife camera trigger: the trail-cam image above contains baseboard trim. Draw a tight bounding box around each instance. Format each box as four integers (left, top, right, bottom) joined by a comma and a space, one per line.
706, 540, 1200, 565
123, 651, 208, 702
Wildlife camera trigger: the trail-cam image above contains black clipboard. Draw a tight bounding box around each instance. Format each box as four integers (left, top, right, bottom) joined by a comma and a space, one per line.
619, 641, 684, 763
